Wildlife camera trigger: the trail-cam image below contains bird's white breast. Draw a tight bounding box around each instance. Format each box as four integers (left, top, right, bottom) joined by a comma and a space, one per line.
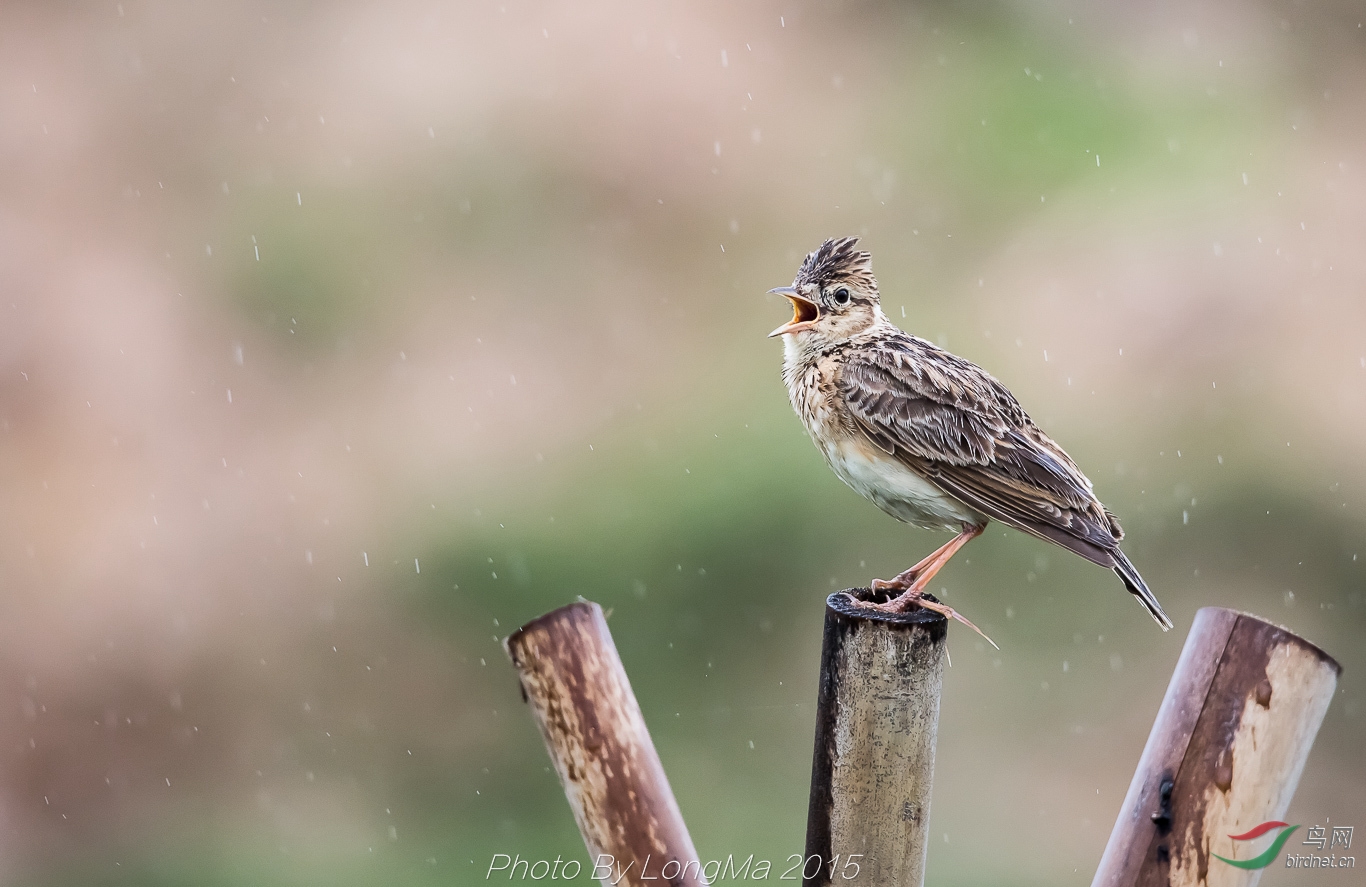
783, 333, 981, 531
825, 438, 981, 531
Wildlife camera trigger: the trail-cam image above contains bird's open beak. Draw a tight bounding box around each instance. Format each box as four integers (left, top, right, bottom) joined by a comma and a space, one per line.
767, 286, 821, 337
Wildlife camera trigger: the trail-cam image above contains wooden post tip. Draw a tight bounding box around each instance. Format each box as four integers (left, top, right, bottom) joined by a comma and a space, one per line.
503, 600, 602, 659
826, 588, 948, 639
1193, 606, 1342, 676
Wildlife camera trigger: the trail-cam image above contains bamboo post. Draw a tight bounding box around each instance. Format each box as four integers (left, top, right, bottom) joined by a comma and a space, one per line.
803, 588, 948, 887
505, 601, 706, 887
1092, 606, 1341, 887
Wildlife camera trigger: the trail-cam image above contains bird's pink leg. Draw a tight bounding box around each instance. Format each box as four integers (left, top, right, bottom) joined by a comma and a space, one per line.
867, 523, 997, 648
871, 523, 985, 595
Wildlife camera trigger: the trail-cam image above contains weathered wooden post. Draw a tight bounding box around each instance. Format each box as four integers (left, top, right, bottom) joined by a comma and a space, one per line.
1092, 607, 1341, 887
505, 601, 706, 887
803, 588, 948, 887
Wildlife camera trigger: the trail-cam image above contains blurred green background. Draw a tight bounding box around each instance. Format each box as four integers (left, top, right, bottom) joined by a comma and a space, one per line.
0, 1, 1362, 884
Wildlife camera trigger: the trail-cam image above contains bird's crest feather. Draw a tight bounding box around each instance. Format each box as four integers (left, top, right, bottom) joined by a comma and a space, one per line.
795, 237, 877, 292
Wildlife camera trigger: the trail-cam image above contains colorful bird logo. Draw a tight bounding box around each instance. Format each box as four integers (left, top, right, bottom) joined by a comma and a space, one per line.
1212, 821, 1300, 870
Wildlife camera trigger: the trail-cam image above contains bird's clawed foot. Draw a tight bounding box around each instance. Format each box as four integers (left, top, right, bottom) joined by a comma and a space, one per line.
870, 562, 926, 594
861, 523, 997, 649
863, 584, 999, 650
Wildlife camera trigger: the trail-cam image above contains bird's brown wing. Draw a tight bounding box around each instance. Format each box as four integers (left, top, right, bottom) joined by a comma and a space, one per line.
838, 335, 1122, 566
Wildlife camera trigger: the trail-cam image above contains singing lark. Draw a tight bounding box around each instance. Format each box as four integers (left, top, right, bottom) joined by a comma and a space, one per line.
769, 237, 1172, 638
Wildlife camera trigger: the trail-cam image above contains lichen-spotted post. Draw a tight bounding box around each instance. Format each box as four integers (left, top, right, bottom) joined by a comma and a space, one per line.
1092, 607, 1341, 887
505, 602, 706, 887
804, 588, 948, 887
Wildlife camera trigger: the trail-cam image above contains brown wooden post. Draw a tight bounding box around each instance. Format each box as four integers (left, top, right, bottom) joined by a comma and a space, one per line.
803, 588, 948, 887
1092, 607, 1341, 887
505, 601, 706, 887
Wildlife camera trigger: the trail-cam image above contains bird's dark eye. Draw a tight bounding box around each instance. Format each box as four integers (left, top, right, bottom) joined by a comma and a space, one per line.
834, 287, 850, 304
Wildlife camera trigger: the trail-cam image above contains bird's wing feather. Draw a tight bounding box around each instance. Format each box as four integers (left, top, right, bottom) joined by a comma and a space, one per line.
838, 335, 1121, 566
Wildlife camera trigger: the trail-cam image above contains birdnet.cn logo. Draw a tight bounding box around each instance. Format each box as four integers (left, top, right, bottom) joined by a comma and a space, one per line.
1212, 821, 1355, 870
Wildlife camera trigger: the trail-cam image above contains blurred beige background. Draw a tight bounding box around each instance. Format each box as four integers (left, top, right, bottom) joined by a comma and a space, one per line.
0, 1, 1363, 884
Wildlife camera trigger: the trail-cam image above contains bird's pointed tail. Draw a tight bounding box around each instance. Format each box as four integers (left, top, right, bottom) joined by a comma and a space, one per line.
1113, 549, 1173, 630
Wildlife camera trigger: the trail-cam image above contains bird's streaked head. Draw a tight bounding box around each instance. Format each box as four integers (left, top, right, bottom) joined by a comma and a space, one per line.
768, 237, 881, 342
